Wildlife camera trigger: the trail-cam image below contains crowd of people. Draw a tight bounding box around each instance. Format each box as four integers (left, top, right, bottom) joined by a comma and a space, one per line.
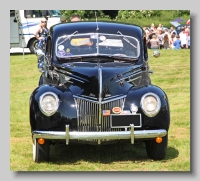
143, 23, 190, 50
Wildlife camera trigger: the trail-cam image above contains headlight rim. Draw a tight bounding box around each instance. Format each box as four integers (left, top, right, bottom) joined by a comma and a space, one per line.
140, 92, 161, 117
39, 91, 59, 116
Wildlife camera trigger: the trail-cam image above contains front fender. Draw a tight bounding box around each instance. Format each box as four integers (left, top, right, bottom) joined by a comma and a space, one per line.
124, 85, 170, 131
29, 85, 77, 132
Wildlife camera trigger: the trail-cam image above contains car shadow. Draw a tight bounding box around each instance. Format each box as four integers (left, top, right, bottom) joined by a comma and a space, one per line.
49, 143, 179, 164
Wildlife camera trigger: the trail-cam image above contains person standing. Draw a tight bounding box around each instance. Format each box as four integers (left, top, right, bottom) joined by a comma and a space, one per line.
34, 18, 48, 68
150, 23, 155, 31
147, 29, 156, 49
184, 25, 190, 38
170, 34, 176, 49
170, 26, 177, 36
162, 34, 170, 49
187, 33, 190, 49
157, 30, 164, 49
150, 35, 159, 49
157, 23, 162, 32
179, 28, 187, 49
34, 17, 49, 50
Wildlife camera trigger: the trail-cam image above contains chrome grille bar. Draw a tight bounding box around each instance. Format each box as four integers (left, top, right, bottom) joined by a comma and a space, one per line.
74, 96, 126, 132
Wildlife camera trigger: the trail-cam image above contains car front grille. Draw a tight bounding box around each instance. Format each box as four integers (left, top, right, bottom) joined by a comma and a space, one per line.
74, 96, 126, 132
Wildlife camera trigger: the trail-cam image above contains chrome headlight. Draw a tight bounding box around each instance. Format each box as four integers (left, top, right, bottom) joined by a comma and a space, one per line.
140, 93, 161, 117
39, 92, 59, 116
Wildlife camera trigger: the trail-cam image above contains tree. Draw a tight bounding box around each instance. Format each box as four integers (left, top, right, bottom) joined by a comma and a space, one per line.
60, 10, 110, 21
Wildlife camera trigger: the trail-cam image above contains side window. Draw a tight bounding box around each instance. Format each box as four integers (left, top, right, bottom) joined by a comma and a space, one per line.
10, 10, 15, 17
46, 37, 52, 59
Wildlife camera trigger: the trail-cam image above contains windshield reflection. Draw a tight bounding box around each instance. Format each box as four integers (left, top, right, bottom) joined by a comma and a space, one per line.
55, 33, 140, 60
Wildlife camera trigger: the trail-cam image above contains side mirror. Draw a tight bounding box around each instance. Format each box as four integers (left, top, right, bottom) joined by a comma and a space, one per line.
152, 50, 160, 58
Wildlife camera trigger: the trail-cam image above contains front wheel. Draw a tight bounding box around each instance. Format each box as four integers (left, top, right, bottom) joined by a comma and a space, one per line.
29, 38, 39, 54
145, 134, 168, 160
33, 138, 50, 162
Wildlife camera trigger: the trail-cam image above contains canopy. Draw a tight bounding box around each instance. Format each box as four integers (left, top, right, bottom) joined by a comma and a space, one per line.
170, 21, 180, 27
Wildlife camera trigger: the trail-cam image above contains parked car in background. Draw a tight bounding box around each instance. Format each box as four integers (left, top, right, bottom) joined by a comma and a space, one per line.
30, 21, 170, 162
176, 24, 190, 35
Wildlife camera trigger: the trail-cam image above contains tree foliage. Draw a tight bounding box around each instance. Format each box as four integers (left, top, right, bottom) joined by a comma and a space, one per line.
173, 10, 190, 17
59, 10, 190, 28
116, 10, 161, 20
60, 10, 110, 21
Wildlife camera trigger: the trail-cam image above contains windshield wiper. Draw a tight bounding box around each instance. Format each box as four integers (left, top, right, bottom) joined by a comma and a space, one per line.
58, 31, 78, 46
117, 31, 137, 49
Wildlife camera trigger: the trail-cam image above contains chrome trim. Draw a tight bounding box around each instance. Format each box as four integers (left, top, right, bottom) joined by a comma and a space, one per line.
66, 125, 69, 145
115, 70, 142, 82
74, 94, 126, 101
32, 128, 167, 142
74, 96, 126, 132
56, 69, 88, 83
75, 94, 98, 100
64, 75, 85, 83
127, 76, 142, 83
103, 94, 124, 100
73, 95, 126, 104
96, 33, 99, 54
98, 66, 102, 144
130, 124, 134, 144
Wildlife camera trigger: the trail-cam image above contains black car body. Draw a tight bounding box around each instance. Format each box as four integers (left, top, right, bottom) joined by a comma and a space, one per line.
30, 21, 170, 162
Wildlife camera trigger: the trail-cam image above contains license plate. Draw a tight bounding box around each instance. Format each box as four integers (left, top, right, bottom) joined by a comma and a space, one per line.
110, 114, 141, 128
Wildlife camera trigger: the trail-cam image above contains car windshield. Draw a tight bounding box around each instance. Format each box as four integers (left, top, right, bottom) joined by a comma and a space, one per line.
55, 33, 140, 60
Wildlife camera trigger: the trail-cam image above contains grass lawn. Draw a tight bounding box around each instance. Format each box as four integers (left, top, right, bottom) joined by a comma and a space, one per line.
10, 48, 190, 171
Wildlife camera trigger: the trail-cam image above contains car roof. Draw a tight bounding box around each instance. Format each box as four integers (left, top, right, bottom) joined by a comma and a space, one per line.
50, 21, 144, 40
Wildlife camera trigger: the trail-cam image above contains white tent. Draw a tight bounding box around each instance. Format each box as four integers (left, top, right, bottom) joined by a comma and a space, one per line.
170, 21, 180, 27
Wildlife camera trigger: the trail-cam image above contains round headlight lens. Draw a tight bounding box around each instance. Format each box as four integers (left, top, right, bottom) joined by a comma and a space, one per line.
140, 93, 161, 117
39, 92, 59, 116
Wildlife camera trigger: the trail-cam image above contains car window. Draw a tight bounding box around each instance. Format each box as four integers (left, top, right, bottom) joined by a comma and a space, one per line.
10, 10, 15, 17
55, 33, 140, 60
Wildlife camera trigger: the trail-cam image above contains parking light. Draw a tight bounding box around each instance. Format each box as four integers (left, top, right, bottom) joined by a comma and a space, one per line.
38, 138, 45, 145
156, 137, 162, 143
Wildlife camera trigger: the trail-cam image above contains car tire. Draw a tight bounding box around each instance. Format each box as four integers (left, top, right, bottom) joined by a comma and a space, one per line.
145, 134, 168, 160
33, 138, 50, 162
29, 38, 39, 54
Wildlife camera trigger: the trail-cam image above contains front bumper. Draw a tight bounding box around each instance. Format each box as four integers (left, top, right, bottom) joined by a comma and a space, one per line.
32, 124, 167, 145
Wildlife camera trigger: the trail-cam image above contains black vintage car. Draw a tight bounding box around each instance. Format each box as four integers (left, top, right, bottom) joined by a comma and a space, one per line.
30, 21, 170, 162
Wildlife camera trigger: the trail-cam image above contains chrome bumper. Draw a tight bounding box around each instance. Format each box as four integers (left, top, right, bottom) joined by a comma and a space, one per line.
32, 124, 167, 145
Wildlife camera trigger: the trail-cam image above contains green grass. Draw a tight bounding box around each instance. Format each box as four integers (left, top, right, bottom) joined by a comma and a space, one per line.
10, 49, 190, 171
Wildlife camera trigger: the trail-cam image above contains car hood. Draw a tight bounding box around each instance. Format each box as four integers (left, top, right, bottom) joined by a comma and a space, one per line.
55, 62, 143, 100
